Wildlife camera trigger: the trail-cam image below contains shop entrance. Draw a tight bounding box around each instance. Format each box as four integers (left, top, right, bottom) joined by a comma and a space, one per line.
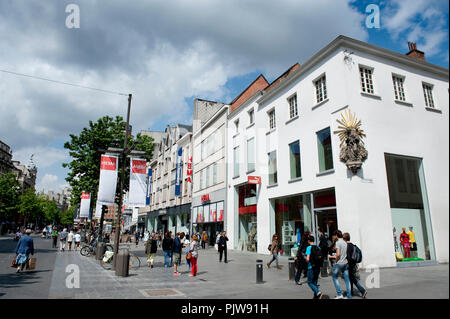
314, 209, 338, 241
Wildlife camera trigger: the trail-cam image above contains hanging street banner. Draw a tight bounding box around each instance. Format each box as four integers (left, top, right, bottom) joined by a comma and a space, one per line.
186, 156, 192, 183
146, 168, 152, 205
95, 200, 103, 218
79, 192, 91, 218
128, 158, 147, 207
175, 147, 182, 196
97, 154, 118, 206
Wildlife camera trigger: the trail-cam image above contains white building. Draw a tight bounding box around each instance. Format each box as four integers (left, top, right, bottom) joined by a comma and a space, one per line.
226, 35, 449, 269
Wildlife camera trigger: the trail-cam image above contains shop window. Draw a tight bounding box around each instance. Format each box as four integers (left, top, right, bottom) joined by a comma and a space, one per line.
289, 140, 301, 179
268, 151, 277, 185
238, 184, 257, 252
317, 127, 333, 172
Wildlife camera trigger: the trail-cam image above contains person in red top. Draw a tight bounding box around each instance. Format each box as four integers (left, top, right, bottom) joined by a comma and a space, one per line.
400, 228, 410, 258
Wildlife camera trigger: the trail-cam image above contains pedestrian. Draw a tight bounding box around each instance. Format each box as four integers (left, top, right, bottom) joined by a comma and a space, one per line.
201, 231, 207, 249
59, 228, 68, 251
329, 230, 352, 299
135, 230, 140, 246
304, 235, 324, 299
343, 232, 367, 298
184, 235, 191, 270
162, 232, 173, 268
13, 229, 34, 273
173, 232, 184, 275
294, 231, 310, 285
51, 228, 58, 248
189, 235, 199, 277
67, 230, 74, 251
144, 230, 149, 243
267, 234, 281, 269
218, 231, 229, 263
74, 231, 81, 251
145, 235, 158, 268
215, 231, 221, 251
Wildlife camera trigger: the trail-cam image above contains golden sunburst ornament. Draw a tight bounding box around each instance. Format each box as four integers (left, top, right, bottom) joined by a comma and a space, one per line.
334, 109, 366, 147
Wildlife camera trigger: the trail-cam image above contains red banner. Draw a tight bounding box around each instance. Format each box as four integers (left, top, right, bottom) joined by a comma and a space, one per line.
132, 160, 146, 174
100, 156, 117, 171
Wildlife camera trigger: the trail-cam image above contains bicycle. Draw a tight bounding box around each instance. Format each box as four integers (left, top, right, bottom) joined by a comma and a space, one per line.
80, 238, 114, 257
100, 249, 141, 270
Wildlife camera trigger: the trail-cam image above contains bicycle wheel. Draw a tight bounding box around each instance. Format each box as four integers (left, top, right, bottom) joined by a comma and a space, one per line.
129, 254, 141, 269
80, 246, 92, 257
105, 244, 114, 252
101, 259, 112, 270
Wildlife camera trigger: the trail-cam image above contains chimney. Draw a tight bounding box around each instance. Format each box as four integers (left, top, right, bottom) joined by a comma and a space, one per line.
406, 42, 425, 61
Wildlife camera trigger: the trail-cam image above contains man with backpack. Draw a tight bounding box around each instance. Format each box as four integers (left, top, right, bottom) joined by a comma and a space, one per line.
329, 230, 352, 299
162, 232, 174, 268
305, 235, 324, 299
343, 232, 367, 298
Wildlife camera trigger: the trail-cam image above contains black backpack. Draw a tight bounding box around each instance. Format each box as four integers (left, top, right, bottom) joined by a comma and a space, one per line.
309, 245, 324, 268
347, 243, 362, 264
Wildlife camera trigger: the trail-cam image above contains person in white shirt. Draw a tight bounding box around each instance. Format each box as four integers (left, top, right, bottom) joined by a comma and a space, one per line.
74, 231, 81, 251
67, 230, 74, 251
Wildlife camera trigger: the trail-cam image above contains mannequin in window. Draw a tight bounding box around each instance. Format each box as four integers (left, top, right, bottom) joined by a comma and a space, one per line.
399, 227, 411, 258
407, 226, 416, 257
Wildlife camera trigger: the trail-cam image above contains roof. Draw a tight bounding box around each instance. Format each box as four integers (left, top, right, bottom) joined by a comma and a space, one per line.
229, 74, 269, 113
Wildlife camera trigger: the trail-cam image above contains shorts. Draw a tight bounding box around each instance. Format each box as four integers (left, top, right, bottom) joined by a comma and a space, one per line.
147, 253, 155, 263
174, 253, 181, 265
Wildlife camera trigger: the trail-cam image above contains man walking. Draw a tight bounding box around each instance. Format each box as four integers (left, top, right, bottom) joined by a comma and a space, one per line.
51, 228, 58, 248
173, 232, 184, 275
162, 232, 173, 268
67, 230, 74, 251
343, 232, 367, 298
218, 231, 229, 263
305, 235, 324, 299
135, 230, 140, 246
74, 231, 81, 251
59, 228, 68, 251
329, 230, 352, 299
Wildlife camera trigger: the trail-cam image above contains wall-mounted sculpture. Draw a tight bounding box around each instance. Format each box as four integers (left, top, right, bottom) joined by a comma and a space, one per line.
334, 109, 368, 174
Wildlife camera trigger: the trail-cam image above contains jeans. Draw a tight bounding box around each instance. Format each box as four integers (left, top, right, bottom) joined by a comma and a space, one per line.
219, 248, 227, 262
164, 250, 172, 267
268, 252, 279, 266
332, 263, 352, 299
307, 267, 321, 296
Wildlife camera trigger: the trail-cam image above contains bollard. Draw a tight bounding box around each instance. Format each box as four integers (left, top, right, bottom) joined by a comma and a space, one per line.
96, 242, 106, 260
288, 258, 295, 281
256, 259, 263, 284
115, 249, 130, 277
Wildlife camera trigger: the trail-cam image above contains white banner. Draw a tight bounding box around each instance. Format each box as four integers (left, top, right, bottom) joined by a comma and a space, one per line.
97, 154, 118, 206
79, 192, 91, 218
128, 158, 147, 207
95, 200, 103, 218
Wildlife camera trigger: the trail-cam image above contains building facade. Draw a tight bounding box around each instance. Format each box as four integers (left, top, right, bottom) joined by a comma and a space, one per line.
0, 140, 16, 175
225, 35, 449, 268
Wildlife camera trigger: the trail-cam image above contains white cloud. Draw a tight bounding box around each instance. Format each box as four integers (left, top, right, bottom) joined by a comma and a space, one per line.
36, 173, 69, 194
12, 147, 69, 170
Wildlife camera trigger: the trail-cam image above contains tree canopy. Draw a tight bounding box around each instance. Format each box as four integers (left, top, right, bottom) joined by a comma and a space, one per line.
0, 173, 21, 220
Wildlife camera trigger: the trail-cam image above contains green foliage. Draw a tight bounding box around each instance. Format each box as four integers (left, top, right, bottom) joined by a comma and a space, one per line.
39, 195, 60, 224
60, 206, 75, 225
18, 188, 42, 222
0, 173, 21, 220
62, 115, 154, 208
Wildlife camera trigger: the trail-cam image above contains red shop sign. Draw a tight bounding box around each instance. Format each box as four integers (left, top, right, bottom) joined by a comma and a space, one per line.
201, 194, 210, 202
248, 176, 261, 184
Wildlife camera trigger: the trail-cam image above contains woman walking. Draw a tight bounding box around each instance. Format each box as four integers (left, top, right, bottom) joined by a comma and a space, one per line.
267, 234, 281, 269
189, 235, 199, 277
145, 235, 158, 268
13, 229, 34, 273
184, 235, 191, 270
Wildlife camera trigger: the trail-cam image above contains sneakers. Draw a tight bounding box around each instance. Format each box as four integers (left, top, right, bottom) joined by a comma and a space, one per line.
173, 272, 181, 276
334, 295, 344, 299
317, 292, 324, 299
362, 291, 368, 299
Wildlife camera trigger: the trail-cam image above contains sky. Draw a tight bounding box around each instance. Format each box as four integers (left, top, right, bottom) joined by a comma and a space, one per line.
0, 0, 448, 195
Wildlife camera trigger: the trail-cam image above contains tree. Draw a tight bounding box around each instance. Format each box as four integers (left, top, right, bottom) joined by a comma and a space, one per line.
0, 173, 21, 221
62, 115, 154, 208
39, 196, 60, 224
18, 188, 43, 227
60, 206, 76, 226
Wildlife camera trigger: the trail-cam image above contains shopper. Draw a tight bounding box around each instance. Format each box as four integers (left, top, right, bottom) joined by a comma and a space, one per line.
294, 231, 310, 285
189, 235, 200, 276
329, 230, 352, 299
218, 231, 229, 263
305, 235, 324, 299
74, 231, 81, 251
59, 228, 68, 251
173, 232, 184, 275
51, 228, 58, 248
162, 232, 174, 268
343, 232, 367, 298
184, 235, 191, 270
267, 234, 281, 269
201, 231, 208, 249
145, 235, 158, 268
135, 230, 140, 246
67, 230, 74, 251
13, 229, 34, 273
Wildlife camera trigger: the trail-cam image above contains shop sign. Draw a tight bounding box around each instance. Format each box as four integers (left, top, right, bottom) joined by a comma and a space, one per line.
201, 194, 210, 202
175, 147, 182, 196
248, 176, 261, 184
186, 156, 193, 183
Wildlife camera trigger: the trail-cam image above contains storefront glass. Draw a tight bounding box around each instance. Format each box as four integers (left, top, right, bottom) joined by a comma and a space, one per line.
238, 184, 257, 252
192, 201, 224, 245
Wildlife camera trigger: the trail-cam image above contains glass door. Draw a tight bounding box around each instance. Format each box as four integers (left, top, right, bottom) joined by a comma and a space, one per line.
313, 209, 338, 243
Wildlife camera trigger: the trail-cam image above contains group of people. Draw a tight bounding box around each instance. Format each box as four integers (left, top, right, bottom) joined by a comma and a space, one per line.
49, 228, 82, 251
268, 228, 367, 299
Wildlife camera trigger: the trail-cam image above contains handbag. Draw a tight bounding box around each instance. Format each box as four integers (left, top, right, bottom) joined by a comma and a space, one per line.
186, 251, 192, 260
10, 255, 17, 268
26, 257, 36, 270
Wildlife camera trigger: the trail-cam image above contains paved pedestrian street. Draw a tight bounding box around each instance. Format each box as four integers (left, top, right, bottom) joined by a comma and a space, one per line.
1, 234, 448, 299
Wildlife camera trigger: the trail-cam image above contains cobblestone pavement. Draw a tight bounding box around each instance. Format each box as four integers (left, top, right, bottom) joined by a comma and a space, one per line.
47, 241, 449, 299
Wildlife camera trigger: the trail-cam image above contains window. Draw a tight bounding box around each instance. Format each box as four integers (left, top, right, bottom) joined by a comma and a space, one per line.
360, 67, 374, 94
201, 141, 205, 160
315, 75, 327, 103
199, 170, 203, 190
288, 94, 298, 119
268, 109, 276, 130
234, 120, 239, 134
248, 109, 254, 125
247, 138, 255, 172
317, 127, 334, 172
392, 75, 406, 101
213, 163, 217, 185
206, 166, 210, 188
423, 83, 434, 108
289, 140, 301, 179
234, 146, 240, 178
268, 151, 277, 185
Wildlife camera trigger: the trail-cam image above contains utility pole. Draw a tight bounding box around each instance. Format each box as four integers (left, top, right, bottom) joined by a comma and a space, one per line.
112, 93, 132, 270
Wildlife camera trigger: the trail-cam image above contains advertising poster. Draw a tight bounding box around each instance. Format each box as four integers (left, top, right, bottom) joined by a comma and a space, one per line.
217, 201, 224, 222
79, 192, 91, 218
175, 147, 182, 196
128, 158, 147, 207
210, 203, 217, 222
97, 155, 118, 206
146, 168, 152, 205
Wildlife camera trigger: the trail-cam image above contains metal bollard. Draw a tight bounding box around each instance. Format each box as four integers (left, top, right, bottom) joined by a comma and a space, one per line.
288, 258, 295, 281
96, 242, 106, 260
256, 259, 263, 284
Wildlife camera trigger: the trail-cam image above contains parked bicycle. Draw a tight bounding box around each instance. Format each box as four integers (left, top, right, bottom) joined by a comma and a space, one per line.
100, 249, 141, 270
80, 237, 114, 257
